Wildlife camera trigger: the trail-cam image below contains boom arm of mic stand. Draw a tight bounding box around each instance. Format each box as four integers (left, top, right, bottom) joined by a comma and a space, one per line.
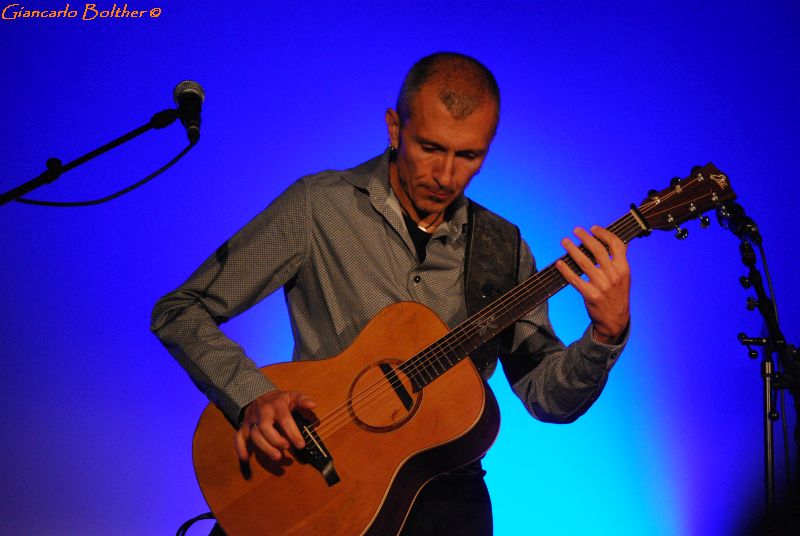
0, 108, 179, 207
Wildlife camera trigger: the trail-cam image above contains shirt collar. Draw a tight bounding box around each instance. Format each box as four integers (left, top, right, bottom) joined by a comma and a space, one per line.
341, 149, 468, 244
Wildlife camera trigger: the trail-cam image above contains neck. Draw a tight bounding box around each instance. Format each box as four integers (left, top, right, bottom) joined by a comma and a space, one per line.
389, 161, 444, 233
411, 208, 444, 233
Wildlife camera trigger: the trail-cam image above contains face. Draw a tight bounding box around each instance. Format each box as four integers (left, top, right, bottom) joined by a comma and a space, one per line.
386, 84, 497, 219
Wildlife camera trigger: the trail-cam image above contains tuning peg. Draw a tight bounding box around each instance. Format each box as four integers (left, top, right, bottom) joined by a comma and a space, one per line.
674, 227, 689, 240
746, 297, 758, 311
691, 165, 703, 175
739, 276, 752, 289
648, 189, 659, 199
670, 176, 681, 186
699, 214, 711, 228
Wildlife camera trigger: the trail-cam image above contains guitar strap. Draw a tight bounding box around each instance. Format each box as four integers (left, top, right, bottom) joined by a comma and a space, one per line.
464, 200, 521, 379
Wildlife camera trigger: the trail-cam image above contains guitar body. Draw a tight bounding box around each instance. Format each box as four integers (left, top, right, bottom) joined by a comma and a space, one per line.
193, 301, 501, 536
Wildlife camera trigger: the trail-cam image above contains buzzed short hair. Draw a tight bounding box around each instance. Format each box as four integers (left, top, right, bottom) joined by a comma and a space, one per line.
396, 52, 500, 128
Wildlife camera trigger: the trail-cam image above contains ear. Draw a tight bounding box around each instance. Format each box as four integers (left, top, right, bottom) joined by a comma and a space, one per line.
385, 108, 400, 147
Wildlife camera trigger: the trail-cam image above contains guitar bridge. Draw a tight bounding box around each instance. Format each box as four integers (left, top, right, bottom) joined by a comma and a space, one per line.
292, 412, 340, 487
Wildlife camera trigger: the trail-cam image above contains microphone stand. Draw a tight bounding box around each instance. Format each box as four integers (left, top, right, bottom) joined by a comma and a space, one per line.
735, 239, 800, 520
0, 108, 180, 206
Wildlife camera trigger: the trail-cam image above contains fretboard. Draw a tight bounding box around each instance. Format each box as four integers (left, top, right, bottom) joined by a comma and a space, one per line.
399, 210, 645, 392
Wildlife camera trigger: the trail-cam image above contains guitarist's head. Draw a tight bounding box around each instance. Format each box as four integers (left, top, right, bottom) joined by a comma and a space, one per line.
385, 53, 500, 227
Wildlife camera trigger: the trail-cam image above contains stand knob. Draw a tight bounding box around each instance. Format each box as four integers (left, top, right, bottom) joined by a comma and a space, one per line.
738, 333, 762, 358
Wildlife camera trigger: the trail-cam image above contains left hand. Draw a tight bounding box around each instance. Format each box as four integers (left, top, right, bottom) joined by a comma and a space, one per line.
555, 225, 630, 345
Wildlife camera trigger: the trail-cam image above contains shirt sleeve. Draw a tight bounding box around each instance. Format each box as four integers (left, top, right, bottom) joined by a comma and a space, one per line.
498, 239, 628, 423
150, 178, 310, 426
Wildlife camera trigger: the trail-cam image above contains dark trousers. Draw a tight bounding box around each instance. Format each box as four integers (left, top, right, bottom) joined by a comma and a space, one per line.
399, 473, 493, 536
209, 473, 493, 535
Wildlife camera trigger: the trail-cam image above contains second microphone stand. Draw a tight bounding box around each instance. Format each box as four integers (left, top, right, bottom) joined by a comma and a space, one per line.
736, 238, 800, 519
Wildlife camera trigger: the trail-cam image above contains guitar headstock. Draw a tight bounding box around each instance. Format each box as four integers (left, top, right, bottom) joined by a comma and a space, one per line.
636, 163, 736, 237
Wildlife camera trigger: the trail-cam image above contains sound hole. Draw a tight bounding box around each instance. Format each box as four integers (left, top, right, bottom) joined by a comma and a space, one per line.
347, 359, 422, 432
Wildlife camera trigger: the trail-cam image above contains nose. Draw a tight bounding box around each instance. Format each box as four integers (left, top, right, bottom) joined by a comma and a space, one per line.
434, 152, 456, 190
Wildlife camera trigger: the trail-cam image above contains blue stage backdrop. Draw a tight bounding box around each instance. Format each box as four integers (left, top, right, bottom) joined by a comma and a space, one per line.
2, 2, 798, 534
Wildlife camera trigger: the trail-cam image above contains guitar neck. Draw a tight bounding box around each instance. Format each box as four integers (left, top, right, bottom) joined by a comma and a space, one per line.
400, 211, 645, 392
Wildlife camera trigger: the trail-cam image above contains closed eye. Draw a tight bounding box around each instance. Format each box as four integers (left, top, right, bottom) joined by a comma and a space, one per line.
421, 143, 444, 153
417, 137, 484, 160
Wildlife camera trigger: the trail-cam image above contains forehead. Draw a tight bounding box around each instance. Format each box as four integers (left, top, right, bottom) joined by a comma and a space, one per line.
405, 84, 497, 150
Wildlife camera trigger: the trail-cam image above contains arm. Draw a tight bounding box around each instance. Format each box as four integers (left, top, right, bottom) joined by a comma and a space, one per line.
499, 228, 630, 423
150, 179, 310, 427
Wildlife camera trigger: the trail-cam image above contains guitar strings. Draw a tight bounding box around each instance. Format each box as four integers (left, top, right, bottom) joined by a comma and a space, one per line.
309, 181, 717, 441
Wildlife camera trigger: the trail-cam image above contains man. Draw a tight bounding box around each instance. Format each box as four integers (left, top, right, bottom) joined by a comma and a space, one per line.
152, 52, 630, 535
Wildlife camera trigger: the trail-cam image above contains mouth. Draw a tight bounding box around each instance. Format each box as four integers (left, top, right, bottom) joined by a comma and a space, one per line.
422, 187, 451, 201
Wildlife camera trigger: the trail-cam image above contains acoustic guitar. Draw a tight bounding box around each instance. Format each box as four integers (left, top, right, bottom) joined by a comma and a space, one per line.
192, 164, 735, 535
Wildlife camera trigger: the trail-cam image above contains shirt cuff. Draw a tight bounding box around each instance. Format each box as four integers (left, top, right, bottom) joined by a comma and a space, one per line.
580, 321, 630, 365
218, 371, 278, 427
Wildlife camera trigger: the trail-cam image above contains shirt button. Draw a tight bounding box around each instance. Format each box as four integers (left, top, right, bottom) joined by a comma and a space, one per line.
413, 275, 421, 284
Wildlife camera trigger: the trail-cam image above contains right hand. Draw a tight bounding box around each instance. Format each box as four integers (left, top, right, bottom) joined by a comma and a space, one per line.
235, 390, 317, 463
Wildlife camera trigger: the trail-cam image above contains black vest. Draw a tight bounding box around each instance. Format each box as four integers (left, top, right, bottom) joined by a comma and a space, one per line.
464, 200, 521, 379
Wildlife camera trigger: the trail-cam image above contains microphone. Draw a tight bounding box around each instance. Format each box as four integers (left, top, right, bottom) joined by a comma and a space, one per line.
173, 80, 205, 144
716, 201, 762, 245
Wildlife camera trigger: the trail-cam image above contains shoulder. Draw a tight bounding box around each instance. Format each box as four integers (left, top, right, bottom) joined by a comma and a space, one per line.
296, 152, 386, 188
291, 152, 387, 198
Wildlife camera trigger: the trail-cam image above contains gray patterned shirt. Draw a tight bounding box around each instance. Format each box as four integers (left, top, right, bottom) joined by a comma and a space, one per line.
151, 150, 626, 425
